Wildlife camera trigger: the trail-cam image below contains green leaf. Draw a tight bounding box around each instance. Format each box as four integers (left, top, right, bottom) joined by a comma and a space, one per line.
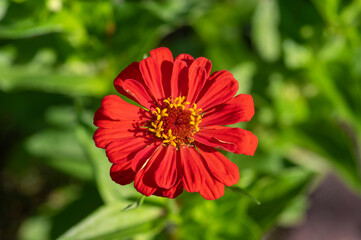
230, 61, 256, 94
229, 186, 261, 205
247, 168, 314, 230
0, 64, 108, 97
122, 196, 146, 211
283, 39, 312, 69
0, 0, 8, 21
268, 74, 310, 125
226, 151, 284, 175
311, 0, 340, 26
57, 203, 164, 240
252, 0, 281, 62
25, 129, 93, 180
50, 185, 103, 239
143, 0, 201, 23
284, 124, 361, 193
277, 195, 308, 227
48, 10, 88, 46
18, 216, 51, 240
178, 194, 262, 240
0, 20, 63, 39
44, 105, 78, 128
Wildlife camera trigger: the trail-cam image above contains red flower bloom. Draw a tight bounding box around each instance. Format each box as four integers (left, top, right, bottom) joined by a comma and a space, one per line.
93, 47, 258, 200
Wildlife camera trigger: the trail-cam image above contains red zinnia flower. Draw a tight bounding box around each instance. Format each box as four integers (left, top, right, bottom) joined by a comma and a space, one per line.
93, 47, 258, 200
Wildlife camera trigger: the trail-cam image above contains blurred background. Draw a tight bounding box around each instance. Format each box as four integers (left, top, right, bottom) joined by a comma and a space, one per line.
1, 0, 361, 239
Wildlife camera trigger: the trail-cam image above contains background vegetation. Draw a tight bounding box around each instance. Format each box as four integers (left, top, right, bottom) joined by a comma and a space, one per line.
1, 0, 360, 239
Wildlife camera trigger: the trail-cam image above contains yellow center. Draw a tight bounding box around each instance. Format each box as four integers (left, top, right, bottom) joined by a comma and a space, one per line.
148, 96, 202, 147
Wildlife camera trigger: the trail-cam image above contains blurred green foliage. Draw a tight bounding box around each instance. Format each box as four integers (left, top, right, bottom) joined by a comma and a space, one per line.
1, 0, 360, 239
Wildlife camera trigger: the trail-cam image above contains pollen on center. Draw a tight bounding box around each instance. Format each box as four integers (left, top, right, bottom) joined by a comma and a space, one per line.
148, 96, 202, 147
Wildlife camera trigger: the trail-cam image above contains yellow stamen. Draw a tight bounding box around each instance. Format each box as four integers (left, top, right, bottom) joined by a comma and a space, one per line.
148, 96, 202, 147
161, 109, 168, 117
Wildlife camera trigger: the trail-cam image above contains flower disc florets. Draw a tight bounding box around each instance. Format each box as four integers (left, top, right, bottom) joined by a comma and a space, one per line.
148, 96, 202, 147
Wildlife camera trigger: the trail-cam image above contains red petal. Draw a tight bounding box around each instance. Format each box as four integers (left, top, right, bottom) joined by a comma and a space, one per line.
150, 47, 174, 64
139, 57, 164, 103
161, 61, 173, 99
200, 94, 255, 127
94, 98, 151, 128
110, 162, 135, 185
93, 127, 147, 149
93, 95, 147, 122
196, 70, 239, 111
197, 143, 240, 186
105, 137, 152, 163
122, 79, 156, 110
94, 119, 140, 129
134, 168, 157, 196
114, 62, 144, 102
153, 181, 184, 199
170, 59, 188, 98
93, 95, 149, 149
175, 53, 194, 66
133, 146, 165, 196
190, 57, 212, 77
180, 147, 204, 192
150, 47, 174, 99
131, 142, 161, 172
193, 126, 258, 155
115, 62, 144, 83
154, 146, 179, 189
199, 170, 225, 200
186, 57, 212, 104
160, 61, 173, 98
187, 67, 207, 104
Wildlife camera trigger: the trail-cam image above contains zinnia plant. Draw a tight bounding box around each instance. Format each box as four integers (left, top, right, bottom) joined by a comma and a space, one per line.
93, 47, 258, 200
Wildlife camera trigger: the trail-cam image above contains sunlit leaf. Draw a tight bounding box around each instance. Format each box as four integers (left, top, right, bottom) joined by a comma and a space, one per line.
0, 0, 8, 21
0, 20, 63, 39
230, 61, 256, 94
0, 64, 108, 97
283, 39, 312, 69
252, 0, 280, 62
58, 203, 164, 240
268, 74, 310, 125
25, 129, 93, 180
18, 216, 51, 240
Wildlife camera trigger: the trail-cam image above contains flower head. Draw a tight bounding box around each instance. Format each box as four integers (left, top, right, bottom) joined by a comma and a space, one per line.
93, 47, 258, 200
